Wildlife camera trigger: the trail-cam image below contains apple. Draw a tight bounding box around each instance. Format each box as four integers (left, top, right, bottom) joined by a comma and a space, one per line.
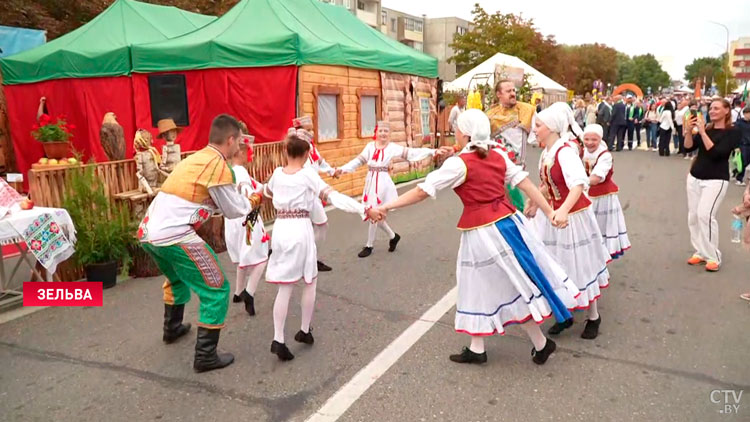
20, 199, 34, 210
67, 158, 78, 165
48, 159, 58, 165
38, 157, 49, 164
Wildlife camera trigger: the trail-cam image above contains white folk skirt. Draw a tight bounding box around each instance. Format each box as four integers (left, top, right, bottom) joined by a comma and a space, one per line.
265, 218, 317, 284
530, 207, 610, 309
224, 215, 269, 268
591, 193, 631, 259
454, 213, 581, 336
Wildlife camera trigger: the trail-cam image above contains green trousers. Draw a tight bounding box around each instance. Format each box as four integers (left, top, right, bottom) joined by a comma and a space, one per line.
142, 242, 229, 329
507, 183, 525, 212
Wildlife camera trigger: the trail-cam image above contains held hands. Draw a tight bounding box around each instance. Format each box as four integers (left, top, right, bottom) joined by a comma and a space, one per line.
40, 97, 46, 104
248, 193, 262, 209
366, 206, 387, 223
524, 202, 538, 218
436, 146, 455, 158
332, 168, 343, 179
550, 209, 569, 228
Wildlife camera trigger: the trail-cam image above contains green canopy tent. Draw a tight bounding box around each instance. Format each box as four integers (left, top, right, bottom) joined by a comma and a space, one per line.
131, 0, 437, 78
0, 0, 216, 85
0, 0, 216, 186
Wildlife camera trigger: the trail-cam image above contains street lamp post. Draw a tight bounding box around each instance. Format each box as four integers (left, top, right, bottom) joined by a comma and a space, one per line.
708, 21, 730, 96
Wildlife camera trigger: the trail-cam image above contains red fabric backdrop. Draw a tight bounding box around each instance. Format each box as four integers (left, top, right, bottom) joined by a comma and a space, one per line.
4, 66, 297, 191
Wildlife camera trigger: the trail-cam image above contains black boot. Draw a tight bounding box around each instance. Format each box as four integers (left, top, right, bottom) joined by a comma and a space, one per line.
163, 304, 191, 344
581, 316, 601, 340
547, 318, 573, 336
388, 233, 401, 252
294, 328, 314, 345
232, 294, 242, 303
531, 338, 556, 365
358, 247, 373, 258
239, 290, 255, 316
270, 340, 295, 361
317, 260, 332, 272
449, 347, 487, 364
193, 327, 234, 373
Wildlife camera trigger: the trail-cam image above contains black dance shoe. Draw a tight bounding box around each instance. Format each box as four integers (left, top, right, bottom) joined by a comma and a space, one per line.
232, 294, 242, 303
358, 247, 373, 258
531, 338, 556, 365
294, 329, 314, 345
580, 316, 601, 340
449, 347, 487, 364
239, 290, 255, 316
317, 260, 332, 272
270, 341, 295, 361
547, 318, 573, 336
388, 233, 401, 252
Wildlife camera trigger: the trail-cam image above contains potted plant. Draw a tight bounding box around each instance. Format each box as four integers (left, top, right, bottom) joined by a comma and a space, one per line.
63, 163, 136, 288
32, 114, 75, 159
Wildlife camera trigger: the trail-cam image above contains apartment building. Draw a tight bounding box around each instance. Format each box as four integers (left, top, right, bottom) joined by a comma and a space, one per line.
423, 17, 471, 81
318, 0, 382, 29
729, 36, 750, 86
380, 7, 424, 52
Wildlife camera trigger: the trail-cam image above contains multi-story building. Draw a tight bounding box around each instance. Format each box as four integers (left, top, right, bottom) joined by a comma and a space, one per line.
423, 17, 472, 81
318, 0, 381, 29
729, 37, 750, 86
380, 7, 424, 52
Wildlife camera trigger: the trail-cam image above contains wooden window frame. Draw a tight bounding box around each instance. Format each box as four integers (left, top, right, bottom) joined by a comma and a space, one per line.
312, 85, 344, 143
356, 88, 382, 139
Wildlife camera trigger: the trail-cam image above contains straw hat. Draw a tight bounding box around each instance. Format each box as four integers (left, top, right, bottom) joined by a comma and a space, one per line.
157, 119, 181, 138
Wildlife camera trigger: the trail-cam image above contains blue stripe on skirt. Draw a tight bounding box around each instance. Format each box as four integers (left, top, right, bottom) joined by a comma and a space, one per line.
495, 216, 572, 324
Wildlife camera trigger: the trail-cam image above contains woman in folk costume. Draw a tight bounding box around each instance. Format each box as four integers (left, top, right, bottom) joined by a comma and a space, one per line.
334, 121, 442, 258
526, 103, 611, 340
374, 109, 580, 365
294, 116, 336, 272
581, 124, 631, 258
262, 130, 378, 361
224, 132, 270, 316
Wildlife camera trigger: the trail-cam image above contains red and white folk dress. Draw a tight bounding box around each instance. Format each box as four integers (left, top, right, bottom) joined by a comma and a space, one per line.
531, 138, 611, 309
583, 142, 631, 258
418, 148, 580, 335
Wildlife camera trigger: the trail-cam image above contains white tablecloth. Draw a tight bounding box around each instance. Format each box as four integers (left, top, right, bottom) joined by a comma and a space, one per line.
0, 207, 76, 274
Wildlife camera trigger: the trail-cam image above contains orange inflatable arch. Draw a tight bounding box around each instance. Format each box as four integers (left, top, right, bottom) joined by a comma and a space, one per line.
612, 83, 644, 99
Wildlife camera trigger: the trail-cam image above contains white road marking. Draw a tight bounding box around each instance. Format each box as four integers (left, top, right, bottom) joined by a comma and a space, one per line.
305, 286, 457, 422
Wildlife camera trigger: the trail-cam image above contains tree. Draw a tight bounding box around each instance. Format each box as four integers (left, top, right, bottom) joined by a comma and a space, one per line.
556, 44, 619, 95
616, 54, 670, 94
685, 54, 738, 96
449, 4, 558, 78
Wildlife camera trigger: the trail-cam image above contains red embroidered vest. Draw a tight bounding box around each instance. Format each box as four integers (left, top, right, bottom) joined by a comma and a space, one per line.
585, 150, 619, 198
454, 151, 516, 230
540, 145, 591, 213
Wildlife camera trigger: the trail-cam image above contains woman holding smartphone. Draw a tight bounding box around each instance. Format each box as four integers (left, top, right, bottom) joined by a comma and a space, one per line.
683, 99, 741, 272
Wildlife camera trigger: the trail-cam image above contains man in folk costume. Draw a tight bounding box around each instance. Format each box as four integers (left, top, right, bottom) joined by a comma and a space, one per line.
293, 116, 336, 272
485, 79, 538, 211
138, 114, 257, 373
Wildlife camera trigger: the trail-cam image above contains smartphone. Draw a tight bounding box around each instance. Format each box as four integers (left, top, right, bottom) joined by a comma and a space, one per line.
690, 109, 698, 117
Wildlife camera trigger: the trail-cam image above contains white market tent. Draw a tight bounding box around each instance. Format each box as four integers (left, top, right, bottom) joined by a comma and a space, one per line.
445, 52, 568, 105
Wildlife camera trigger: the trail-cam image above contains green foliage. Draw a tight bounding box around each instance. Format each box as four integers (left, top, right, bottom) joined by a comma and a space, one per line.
63, 164, 137, 270
557, 44, 619, 95
616, 54, 671, 94
449, 3, 559, 78
684, 54, 737, 96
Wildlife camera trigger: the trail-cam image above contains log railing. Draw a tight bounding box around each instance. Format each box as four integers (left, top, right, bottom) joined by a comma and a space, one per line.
28, 143, 286, 221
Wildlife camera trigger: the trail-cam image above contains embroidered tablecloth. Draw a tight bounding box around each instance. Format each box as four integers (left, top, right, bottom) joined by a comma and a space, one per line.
0, 207, 77, 274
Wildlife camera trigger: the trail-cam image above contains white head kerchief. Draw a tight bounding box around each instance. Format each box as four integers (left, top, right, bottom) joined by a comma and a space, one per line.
537, 102, 583, 142
583, 123, 603, 139
456, 109, 500, 151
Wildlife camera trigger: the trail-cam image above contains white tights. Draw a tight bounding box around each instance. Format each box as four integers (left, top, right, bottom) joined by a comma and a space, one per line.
366, 221, 396, 248
588, 299, 599, 321
273, 279, 317, 344
234, 262, 267, 296
467, 321, 547, 354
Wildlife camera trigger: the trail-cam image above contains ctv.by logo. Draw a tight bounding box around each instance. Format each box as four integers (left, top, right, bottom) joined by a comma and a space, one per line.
711, 390, 743, 415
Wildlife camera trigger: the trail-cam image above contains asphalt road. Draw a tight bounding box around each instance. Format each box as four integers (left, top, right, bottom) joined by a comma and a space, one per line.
1, 146, 748, 422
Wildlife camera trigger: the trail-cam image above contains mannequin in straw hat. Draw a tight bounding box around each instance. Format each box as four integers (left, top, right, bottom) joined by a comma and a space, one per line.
158, 118, 182, 174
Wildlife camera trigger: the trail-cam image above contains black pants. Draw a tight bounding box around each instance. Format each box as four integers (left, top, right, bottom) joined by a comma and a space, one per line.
601, 123, 612, 149
614, 124, 627, 151
675, 125, 685, 155
634, 123, 642, 146
626, 121, 635, 147
659, 128, 672, 156
738, 145, 750, 182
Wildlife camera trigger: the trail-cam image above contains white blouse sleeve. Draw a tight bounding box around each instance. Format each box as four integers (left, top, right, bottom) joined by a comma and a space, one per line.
262, 168, 277, 199
558, 146, 589, 189
392, 143, 436, 162
340, 144, 370, 174
417, 156, 467, 198
209, 185, 251, 219
307, 169, 366, 219
315, 154, 336, 176
590, 152, 613, 180
492, 148, 529, 187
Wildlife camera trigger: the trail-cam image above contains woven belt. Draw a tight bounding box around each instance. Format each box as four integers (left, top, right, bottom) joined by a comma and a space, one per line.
368, 165, 389, 173
276, 209, 310, 219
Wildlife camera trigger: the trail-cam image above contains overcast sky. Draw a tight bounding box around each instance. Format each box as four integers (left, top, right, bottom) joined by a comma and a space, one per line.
382, 0, 750, 81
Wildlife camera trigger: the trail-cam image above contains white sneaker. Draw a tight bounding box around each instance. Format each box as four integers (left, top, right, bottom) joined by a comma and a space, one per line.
735, 180, 746, 186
